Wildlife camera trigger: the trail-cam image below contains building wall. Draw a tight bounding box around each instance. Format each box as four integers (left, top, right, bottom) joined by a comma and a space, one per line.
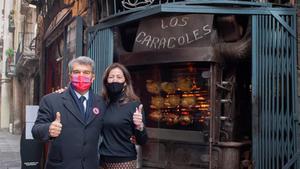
9, 1, 38, 134
0, 0, 14, 129
0, 0, 4, 73
37, 0, 89, 97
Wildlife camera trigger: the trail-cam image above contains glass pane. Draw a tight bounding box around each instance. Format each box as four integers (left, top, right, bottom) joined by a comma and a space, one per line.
130, 62, 211, 133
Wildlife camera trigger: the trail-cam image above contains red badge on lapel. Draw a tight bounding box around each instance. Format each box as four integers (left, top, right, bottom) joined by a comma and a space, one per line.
93, 107, 100, 115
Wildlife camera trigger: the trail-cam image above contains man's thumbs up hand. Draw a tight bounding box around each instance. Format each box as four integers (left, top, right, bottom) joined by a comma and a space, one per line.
133, 104, 144, 131
49, 112, 62, 137
55, 112, 61, 123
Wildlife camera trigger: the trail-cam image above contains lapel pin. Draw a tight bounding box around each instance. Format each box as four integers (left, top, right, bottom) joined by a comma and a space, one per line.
93, 107, 100, 115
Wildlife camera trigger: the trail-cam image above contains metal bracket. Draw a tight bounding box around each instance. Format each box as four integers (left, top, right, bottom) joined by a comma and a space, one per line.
0, 78, 11, 84
216, 81, 232, 91
269, 10, 296, 38
221, 99, 232, 104
282, 152, 300, 169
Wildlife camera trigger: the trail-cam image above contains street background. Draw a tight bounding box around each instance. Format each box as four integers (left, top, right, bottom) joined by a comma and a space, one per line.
0, 129, 21, 169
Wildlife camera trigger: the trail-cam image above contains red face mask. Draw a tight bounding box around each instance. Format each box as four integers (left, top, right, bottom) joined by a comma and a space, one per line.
71, 75, 93, 93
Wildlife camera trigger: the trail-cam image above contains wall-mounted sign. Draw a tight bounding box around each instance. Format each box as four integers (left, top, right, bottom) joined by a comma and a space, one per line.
25, 105, 39, 140
133, 14, 214, 52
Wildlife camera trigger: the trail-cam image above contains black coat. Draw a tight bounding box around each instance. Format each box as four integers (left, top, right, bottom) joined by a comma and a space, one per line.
32, 87, 106, 169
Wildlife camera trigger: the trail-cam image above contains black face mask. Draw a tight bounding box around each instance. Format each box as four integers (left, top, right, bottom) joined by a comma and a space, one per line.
107, 82, 125, 94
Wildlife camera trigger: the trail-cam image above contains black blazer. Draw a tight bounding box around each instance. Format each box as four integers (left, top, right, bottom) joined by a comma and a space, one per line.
32, 87, 106, 169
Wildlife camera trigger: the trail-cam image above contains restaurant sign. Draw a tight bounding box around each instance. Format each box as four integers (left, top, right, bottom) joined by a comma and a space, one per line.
133, 14, 214, 52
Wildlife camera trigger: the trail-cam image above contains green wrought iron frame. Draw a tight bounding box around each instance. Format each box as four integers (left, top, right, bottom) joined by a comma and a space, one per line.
87, 1, 299, 168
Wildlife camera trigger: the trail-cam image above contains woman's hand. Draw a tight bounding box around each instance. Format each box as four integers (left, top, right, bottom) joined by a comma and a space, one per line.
130, 136, 136, 144
133, 104, 144, 131
54, 87, 67, 93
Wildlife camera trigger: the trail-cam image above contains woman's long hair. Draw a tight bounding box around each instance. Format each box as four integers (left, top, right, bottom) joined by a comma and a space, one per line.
101, 63, 139, 104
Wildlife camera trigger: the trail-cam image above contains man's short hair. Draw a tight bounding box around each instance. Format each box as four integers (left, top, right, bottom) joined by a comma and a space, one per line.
68, 56, 95, 74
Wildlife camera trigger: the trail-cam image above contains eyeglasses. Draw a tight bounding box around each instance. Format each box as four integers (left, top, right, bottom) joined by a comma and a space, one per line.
71, 70, 93, 75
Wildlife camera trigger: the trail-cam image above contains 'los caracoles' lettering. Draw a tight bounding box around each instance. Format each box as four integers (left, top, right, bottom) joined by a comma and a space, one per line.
135, 24, 211, 49
161, 16, 189, 29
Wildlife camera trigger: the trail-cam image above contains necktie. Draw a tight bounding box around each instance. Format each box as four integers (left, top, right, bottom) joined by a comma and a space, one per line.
79, 96, 86, 117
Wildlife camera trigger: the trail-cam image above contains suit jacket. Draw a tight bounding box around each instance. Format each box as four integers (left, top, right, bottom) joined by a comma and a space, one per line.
32, 87, 106, 169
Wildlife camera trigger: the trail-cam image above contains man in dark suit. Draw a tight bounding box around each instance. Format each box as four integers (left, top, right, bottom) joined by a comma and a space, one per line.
32, 56, 106, 169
